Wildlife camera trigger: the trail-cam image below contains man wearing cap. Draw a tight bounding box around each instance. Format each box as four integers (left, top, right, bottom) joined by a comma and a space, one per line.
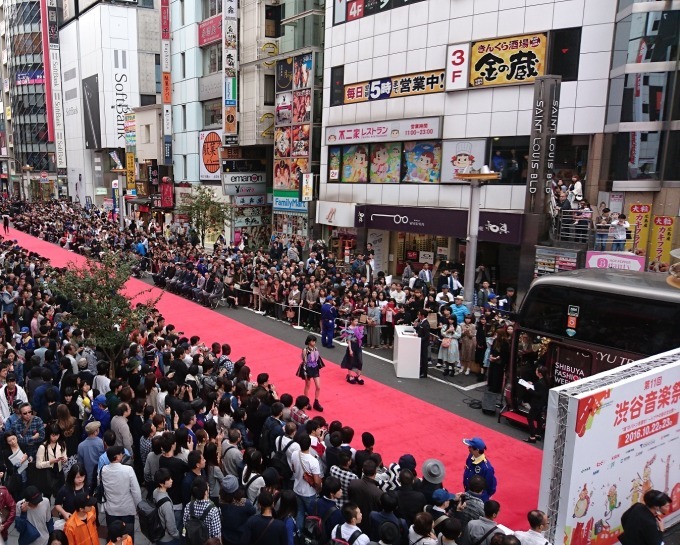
426, 489, 455, 534
320, 296, 337, 349
78, 420, 104, 490
0, 372, 27, 422
451, 295, 471, 324
64, 494, 99, 545
462, 438, 497, 502
15, 486, 52, 545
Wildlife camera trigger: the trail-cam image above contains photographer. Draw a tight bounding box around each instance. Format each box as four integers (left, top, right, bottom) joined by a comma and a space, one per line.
454, 475, 486, 529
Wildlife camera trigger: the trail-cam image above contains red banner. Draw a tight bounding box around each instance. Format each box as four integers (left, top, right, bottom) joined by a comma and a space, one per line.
160, 182, 174, 208
198, 15, 222, 47
161, 0, 170, 40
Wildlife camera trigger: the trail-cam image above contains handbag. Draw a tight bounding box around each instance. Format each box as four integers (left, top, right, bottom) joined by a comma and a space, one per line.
299, 452, 316, 487
441, 338, 452, 348
295, 362, 308, 379
358, 314, 368, 324
16, 511, 40, 545
427, 312, 439, 328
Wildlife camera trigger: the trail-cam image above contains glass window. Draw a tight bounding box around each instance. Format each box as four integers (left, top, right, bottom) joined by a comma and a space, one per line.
341, 145, 369, 182
612, 11, 679, 68
607, 72, 675, 125
548, 28, 581, 82
662, 131, 680, 180
369, 143, 401, 183
202, 0, 222, 18
265, 5, 281, 38
204, 99, 221, 127
264, 75, 275, 106
401, 141, 442, 183
606, 131, 664, 180
203, 44, 222, 75
328, 146, 341, 181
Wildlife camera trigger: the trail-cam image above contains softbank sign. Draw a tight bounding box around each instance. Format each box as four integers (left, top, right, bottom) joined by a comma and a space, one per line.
114, 49, 131, 144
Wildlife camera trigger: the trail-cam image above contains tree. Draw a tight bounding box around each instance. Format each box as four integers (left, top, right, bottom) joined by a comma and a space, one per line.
52, 252, 162, 369
177, 185, 232, 247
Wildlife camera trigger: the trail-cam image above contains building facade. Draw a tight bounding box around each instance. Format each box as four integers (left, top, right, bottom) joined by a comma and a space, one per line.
319, 0, 680, 292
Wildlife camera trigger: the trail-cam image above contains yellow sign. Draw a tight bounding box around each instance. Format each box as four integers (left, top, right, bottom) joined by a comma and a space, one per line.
649, 216, 674, 272
344, 70, 445, 104
126, 152, 136, 189
627, 203, 652, 254
5, 106, 10, 120
469, 33, 547, 88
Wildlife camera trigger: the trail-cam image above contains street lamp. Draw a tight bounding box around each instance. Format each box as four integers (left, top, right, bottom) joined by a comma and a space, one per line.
21, 165, 33, 202
455, 171, 501, 309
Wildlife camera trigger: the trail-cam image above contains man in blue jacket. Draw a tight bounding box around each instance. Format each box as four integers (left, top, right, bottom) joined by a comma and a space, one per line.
462, 437, 496, 502
320, 296, 337, 349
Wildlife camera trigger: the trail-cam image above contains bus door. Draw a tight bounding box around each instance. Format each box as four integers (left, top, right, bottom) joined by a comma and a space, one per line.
545, 342, 593, 388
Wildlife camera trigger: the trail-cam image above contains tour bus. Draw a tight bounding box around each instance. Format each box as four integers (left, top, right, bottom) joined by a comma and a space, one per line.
501, 269, 680, 421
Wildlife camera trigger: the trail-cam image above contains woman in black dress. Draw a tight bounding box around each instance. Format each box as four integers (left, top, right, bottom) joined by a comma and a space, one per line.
300, 335, 324, 411
340, 317, 365, 385
525, 366, 549, 443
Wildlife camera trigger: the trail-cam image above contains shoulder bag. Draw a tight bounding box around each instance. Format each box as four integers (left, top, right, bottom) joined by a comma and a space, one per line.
471, 525, 498, 545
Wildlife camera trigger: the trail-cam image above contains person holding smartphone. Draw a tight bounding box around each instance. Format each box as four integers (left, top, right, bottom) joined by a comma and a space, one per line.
619, 489, 671, 545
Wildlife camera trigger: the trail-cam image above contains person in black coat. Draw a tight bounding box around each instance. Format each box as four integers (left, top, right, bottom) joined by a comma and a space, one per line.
415, 309, 431, 379
525, 366, 549, 443
619, 489, 670, 545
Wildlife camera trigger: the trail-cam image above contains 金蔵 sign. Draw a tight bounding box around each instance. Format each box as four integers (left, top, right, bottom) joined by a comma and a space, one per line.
469, 33, 547, 88
344, 70, 445, 104
326, 117, 442, 145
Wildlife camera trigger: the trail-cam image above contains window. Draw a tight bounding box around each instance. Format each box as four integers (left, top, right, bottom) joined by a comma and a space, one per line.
202, 0, 222, 18
179, 0, 185, 25
155, 54, 161, 94
330, 66, 344, 107
141, 125, 151, 143
140, 95, 156, 106
180, 53, 186, 79
182, 155, 187, 179
613, 11, 680, 68
548, 28, 581, 83
203, 99, 221, 127
265, 5, 281, 38
181, 105, 187, 130
203, 44, 222, 75
607, 72, 676, 125
264, 75, 275, 106
606, 131, 664, 181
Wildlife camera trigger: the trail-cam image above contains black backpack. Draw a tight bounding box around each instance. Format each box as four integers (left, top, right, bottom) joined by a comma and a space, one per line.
300, 505, 338, 545
137, 496, 171, 543
182, 501, 215, 545
269, 437, 294, 481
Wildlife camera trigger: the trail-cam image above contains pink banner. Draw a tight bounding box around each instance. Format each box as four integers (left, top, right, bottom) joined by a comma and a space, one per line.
198, 15, 222, 47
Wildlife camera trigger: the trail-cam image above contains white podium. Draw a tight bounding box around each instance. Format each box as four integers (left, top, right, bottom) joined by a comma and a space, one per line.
394, 325, 421, 379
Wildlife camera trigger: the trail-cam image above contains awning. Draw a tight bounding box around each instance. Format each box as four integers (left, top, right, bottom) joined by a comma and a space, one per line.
126, 197, 152, 205
273, 210, 308, 218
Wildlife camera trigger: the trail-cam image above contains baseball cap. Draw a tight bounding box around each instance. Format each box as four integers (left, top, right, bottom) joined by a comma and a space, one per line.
432, 488, 456, 504
221, 475, 239, 494
85, 421, 101, 434
24, 486, 43, 505
20, 327, 30, 334
462, 437, 486, 450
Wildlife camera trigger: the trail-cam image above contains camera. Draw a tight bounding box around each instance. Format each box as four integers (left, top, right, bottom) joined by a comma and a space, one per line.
459, 494, 468, 503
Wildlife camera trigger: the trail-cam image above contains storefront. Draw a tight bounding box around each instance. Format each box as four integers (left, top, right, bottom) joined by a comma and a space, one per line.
354, 204, 524, 290
315, 200, 358, 259
273, 195, 309, 245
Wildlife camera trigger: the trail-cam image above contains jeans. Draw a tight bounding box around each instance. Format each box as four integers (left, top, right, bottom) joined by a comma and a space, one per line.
595, 233, 608, 251
296, 494, 317, 530
173, 508, 184, 535
612, 240, 625, 251
321, 321, 335, 347
106, 514, 136, 543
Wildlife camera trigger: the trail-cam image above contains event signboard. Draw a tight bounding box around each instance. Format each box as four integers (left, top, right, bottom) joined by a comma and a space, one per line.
585, 251, 646, 272
627, 203, 652, 254
649, 216, 674, 273
343, 70, 445, 104
540, 350, 680, 545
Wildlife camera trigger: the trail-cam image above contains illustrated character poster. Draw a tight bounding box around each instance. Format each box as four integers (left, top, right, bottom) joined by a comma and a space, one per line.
329, 147, 341, 181
294, 53, 313, 90
342, 145, 368, 183
293, 89, 311, 124
276, 92, 292, 125
274, 127, 291, 158
292, 124, 310, 157
402, 141, 442, 183
440, 139, 487, 182
369, 143, 401, 183
274, 159, 292, 189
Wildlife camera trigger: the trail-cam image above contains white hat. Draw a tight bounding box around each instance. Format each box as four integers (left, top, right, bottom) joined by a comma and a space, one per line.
456, 142, 472, 155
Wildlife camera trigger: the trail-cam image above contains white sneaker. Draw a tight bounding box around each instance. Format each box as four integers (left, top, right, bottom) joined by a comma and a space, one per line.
465, 369, 470, 375
435, 362, 443, 368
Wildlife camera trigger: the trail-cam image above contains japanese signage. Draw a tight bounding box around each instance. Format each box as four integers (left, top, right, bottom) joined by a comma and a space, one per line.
585, 251, 646, 272
223, 0, 238, 142
16, 69, 45, 85
161, 0, 171, 166
627, 203, 652, 255
273, 196, 309, 212
534, 246, 579, 276
333, 0, 425, 25
126, 152, 135, 189
161, 0, 170, 40
160, 180, 174, 208
234, 195, 266, 206
199, 130, 223, 181
470, 33, 547, 88
541, 355, 680, 545
234, 207, 269, 227
124, 113, 136, 150
198, 14, 222, 47
445, 43, 471, 92
326, 117, 442, 145
649, 216, 674, 273
47, 0, 65, 169
222, 183, 266, 196
162, 73, 172, 104
344, 70, 445, 104
440, 139, 487, 182
525, 76, 561, 215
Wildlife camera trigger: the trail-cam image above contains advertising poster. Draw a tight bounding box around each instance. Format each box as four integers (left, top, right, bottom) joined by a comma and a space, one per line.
585, 251, 646, 272
470, 33, 547, 88
369, 143, 401, 183
276, 92, 292, 125
276, 58, 294, 93
542, 353, 680, 545
199, 129, 223, 181
627, 203, 652, 255
402, 141, 442, 183
329, 147, 341, 181
293, 89, 311, 123
440, 139, 487, 182
344, 70, 445, 104
82, 74, 101, 150
223, 0, 238, 139
274, 159, 292, 190
649, 216, 675, 273
291, 157, 310, 175
326, 117, 442, 145
292, 124, 310, 157
293, 53, 312, 90
274, 127, 291, 158
341, 145, 369, 183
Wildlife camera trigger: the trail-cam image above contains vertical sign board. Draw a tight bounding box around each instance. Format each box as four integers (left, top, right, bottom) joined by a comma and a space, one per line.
47, 0, 66, 169
540, 352, 680, 545
444, 43, 470, 92
40, 0, 55, 146
525, 76, 561, 214
649, 216, 674, 272
223, 0, 238, 145
161, 0, 172, 166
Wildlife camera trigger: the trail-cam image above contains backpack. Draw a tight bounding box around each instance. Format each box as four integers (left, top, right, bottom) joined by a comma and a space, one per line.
269, 436, 294, 481
300, 505, 338, 545
137, 496, 171, 542
413, 277, 425, 291
259, 418, 277, 459
182, 501, 215, 545
331, 527, 362, 545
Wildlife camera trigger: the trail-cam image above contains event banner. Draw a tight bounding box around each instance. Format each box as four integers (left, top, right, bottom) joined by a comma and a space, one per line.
223, 0, 238, 143
344, 70, 445, 104
649, 216, 675, 273
469, 33, 547, 88
627, 203, 652, 255
540, 351, 680, 545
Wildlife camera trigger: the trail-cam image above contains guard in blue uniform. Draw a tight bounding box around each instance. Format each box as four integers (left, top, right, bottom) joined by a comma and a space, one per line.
462, 436, 497, 502
320, 296, 338, 348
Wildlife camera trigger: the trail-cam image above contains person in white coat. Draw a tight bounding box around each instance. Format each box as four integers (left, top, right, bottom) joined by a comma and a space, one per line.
0, 374, 28, 423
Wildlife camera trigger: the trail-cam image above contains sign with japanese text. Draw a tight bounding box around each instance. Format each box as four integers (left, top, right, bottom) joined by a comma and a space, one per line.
470, 33, 547, 88
126, 152, 135, 189
326, 117, 442, 145
199, 130, 223, 181
162, 73, 172, 103
124, 113, 136, 151
223, 0, 238, 139
344, 70, 445, 104
334, 0, 425, 25
161, 0, 170, 40
627, 203, 652, 254
585, 251, 646, 272
161, 0, 171, 165
540, 353, 680, 545
235, 195, 266, 206
445, 43, 471, 92
160, 180, 174, 208
198, 14, 222, 47
649, 216, 674, 273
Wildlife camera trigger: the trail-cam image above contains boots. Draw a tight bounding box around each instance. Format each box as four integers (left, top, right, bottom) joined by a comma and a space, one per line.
313, 399, 324, 412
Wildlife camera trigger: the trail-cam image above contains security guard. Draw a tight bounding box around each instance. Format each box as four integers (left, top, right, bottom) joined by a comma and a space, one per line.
462, 437, 497, 502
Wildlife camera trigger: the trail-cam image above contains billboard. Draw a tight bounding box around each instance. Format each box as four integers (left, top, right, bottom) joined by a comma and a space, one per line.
47, 0, 66, 169
540, 350, 680, 545
82, 75, 102, 150
343, 69, 445, 104
199, 130, 223, 181
470, 33, 547, 88
222, 0, 238, 142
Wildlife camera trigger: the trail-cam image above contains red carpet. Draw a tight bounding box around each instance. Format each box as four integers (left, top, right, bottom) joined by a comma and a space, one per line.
9, 227, 542, 529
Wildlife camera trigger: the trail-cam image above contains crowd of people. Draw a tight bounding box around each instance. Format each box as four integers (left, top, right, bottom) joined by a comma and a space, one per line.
0, 197, 671, 545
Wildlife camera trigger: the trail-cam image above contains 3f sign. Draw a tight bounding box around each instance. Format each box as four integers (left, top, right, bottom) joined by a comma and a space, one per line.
445, 43, 470, 92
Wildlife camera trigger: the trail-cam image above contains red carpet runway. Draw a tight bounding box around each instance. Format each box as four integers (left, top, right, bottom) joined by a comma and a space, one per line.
10, 228, 542, 529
